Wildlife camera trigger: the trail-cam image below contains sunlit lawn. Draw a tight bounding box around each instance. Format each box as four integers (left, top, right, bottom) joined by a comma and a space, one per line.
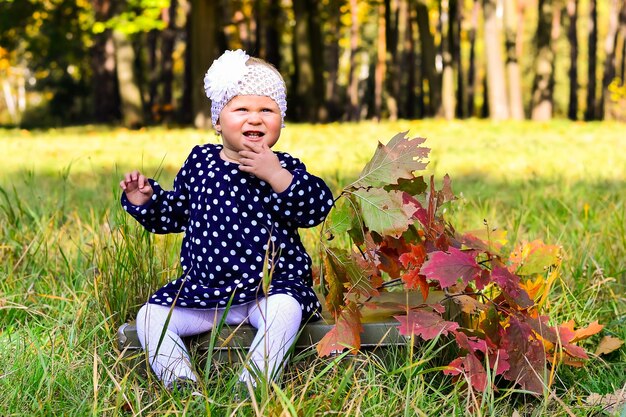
0, 120, 624, 416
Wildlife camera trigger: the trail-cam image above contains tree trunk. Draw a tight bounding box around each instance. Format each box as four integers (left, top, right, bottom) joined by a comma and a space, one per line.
483, 0, 509, 120
451, 0, 465, 118
292, 0, 323, 122
416, 0, 440, 116
265, 0, 282, 69
504, 0, 524, 119
386, 0, 400, 121
181, 0, 192, 124
374, 2, 387, 120
441, 0, 455, 119
395, 0, 411, 118
147, 29, 159, 122
584, 0, 597, 120
405, 0, 417, 118
467, 0, 479, 117
346, 0, 360, 121
531, 0, 555, 121
620, 1, 626, 82
325, 0, 342, 121
190, 0, 217, 129
254, 0, 264, 58
600, 0, 620, 118
160, 0, 177, 123
308, 0, 326, 121
113, 30, 144, 128
566, 0, 578, 120
90, 0, 119, 123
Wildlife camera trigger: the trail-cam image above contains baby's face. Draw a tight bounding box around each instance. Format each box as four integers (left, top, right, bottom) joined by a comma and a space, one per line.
216, 95, 282, 153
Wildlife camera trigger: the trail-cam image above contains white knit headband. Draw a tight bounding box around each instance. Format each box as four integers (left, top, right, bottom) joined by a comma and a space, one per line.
203, 49, 287, 127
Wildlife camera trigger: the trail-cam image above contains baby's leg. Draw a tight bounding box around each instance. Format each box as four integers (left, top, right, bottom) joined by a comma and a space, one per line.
240, 294, 302, 384
135, 303, 248, 386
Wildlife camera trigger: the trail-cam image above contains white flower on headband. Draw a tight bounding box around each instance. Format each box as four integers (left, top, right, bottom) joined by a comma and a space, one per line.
203, 49, 250, 102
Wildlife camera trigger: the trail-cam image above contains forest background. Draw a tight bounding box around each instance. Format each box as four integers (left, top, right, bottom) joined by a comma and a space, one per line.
1, 0, 626, 128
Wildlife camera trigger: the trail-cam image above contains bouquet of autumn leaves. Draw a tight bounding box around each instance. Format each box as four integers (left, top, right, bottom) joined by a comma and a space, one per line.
316, 132, 603, 394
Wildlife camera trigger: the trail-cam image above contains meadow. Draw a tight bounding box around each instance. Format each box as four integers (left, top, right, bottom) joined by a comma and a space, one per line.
0, 120, 624, 416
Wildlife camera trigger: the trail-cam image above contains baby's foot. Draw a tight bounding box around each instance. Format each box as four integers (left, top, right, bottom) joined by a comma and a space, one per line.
167, 377, 202, 396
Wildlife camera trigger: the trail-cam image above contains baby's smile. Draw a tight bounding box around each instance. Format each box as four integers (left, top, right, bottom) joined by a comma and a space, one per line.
244, 131, 264, 138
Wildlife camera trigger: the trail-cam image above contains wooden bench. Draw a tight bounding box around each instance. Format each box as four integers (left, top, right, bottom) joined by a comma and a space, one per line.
116, 291, 460, 369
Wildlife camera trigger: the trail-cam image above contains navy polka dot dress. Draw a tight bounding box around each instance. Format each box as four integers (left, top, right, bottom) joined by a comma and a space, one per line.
121, 144, 334, 322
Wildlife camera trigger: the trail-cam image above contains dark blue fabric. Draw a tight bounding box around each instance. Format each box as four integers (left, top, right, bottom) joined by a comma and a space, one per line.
121, 143, 333, 322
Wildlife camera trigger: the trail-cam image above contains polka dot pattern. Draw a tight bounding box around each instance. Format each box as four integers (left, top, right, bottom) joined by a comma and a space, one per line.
121, 144, 334, 322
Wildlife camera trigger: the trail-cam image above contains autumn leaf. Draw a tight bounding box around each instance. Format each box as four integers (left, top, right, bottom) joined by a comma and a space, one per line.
399, 243, 429, 299
384, 176, 428, 196
519, 275, 545, 301
317, 302, 363, 356
458, 228, 508, 256
478, 306, 501, 344
455, 331, 487, 354
323, 250, 348, 317
400, 270, 430, 301
350, 131, 430, 189
509, 240, 560, 276
444, 354, 488, 392
501, 317, 546, 394
394, 309, 459, 340
586, 389, 626, 415
377, 246, 403, 278
348, 249, 381, 297
487, 349, 511, 376
352, 188, 419, 238
451, 294, 487, 315
475, 269, 491, 291
437, 174, 455, 206
491, 266, 533, 308
524, 315, 588, 359
323, 247, 379, 316
560, 320, 604, 343
327, 196, 358, 236
420, 247, 481, 289
399, 243, 427, 269
375, 235, 414, 278
595, 335, 624, 356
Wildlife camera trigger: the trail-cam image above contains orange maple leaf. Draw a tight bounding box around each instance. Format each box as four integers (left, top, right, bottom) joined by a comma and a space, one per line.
317, 302, 363, 356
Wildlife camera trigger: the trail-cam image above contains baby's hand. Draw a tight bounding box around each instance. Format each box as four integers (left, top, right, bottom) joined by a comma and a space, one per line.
238, 142, 293, 193
120, 170, 153, 206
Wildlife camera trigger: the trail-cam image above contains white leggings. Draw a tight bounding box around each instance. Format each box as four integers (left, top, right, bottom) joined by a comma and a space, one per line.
135, 294, 302, 387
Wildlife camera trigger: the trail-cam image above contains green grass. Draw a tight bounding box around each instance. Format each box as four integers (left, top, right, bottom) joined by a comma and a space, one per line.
1, 120, 625, 416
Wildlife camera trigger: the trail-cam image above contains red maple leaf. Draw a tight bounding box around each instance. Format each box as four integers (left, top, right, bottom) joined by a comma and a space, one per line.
456, 332, 510, 377
317, 302, 364, 357
444, 353, 488, 392
488, 348, 511, 376
475, 269, 491, 290
394, 309, 459, 340
400, 270, 430, 301
455, 331, 487, 354
491, 266, 533, 308
501, 317, 546, 394
480, 306, 503, 346
376, 235, 413, 278
420, 247, 481, 289
524, 315, 589, 360
398, 244, 429, 299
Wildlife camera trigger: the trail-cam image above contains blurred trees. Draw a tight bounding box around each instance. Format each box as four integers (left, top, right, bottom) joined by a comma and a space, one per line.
1, 0, 625, 127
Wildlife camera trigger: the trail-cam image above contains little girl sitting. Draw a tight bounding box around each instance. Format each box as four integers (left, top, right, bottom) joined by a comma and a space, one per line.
119, 49, 334, 390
